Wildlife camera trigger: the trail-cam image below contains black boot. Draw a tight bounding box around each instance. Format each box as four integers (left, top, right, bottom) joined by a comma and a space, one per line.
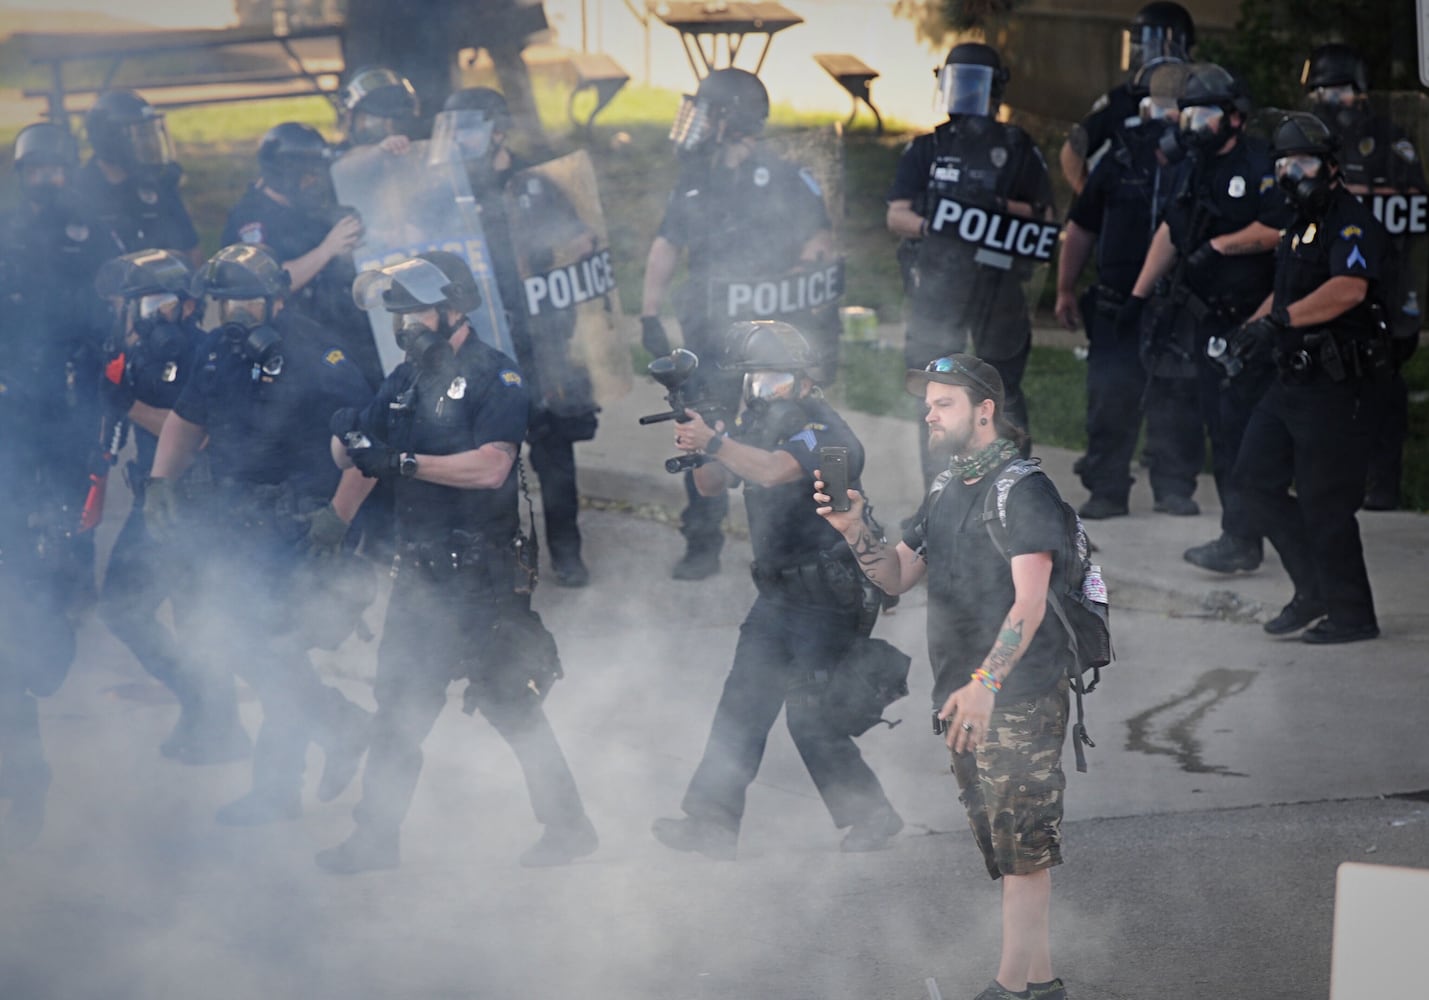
672, 546, 721, 581
840, 804, 904, 853
1183, 534, 1262, 573
651, 814, 737, 860
519, 814, 599, 867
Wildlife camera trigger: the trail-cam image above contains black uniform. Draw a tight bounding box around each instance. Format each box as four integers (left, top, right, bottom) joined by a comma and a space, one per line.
346, 336, 589, 844
1069, 125, 1177, 506
72, 160, 197, 257
1069, 82, 1142, 167
888, 115, 1055, 480
1332, 115, 1426, 508
678, 394, 898, 838
1147, 136, 1293, 529
658, 146, 837, 555
221, 185, 384, 389
96, 314, 246, 759
470, 155, 599, 573
1233, 185, 1388, 632
171, 309, 373, 802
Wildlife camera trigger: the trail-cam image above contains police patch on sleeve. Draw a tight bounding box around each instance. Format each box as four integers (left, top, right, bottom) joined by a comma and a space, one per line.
798, 167, 822, 196
499, 369, 523, 387
1394, 138, 1418, 163
1259, 175, 1275, 194
323, 348, 347, 367
788, 427, 819, 452
238, 221, 265, 245
1340, 225, 1363, 239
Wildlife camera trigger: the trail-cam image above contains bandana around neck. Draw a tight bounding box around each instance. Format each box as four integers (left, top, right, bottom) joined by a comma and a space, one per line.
949, 437, 1018, 481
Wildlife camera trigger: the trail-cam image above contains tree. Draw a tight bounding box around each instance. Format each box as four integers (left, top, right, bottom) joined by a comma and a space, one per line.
892, 0, 1032, 40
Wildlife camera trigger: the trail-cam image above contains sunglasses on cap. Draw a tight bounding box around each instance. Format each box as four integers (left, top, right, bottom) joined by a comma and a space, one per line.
925, 356, 999, 398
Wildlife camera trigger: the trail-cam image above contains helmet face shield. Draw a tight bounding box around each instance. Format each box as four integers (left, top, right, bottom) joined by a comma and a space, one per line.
669, 94, 715, 152
1181, 104, 1225, 140
124, 116, 175, 169
743, 370, 797, 403
139, 292, 179, 321
1121, 24, 1187, 73
350, 111, 402, 146
214, 297, 268, 329
428, 110, 498, 167
935, 64, 994, 117
353, 257, 452, 313
1307, 83, 1357, 109
1275, 154, 1324, 183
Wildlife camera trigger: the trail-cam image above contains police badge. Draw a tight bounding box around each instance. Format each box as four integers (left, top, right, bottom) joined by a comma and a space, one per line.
1228, 176, 1246, 198
447, 375, 467, 399
1359, 136, 1376, 158
753, 166, 770, 187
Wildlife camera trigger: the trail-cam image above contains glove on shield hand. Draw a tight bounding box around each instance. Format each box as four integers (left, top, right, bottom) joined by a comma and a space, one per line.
302, 504, 349, 558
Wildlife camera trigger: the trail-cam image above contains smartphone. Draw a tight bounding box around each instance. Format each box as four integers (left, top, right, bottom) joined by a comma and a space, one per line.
819, 446, 851, 512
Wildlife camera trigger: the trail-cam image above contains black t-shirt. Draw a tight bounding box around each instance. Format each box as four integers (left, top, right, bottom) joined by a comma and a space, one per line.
174, 309, 370, 501
221, 184, 382, 389
357, 335, 529, 547
1068, 130, 1177, 296
73, 159, 198, 256
1163, 136, 1294, 305
732, 394, 862, 569
1073, 82, 1142, 165
903, 466, 1072, 705
1272, 185, 1389, 341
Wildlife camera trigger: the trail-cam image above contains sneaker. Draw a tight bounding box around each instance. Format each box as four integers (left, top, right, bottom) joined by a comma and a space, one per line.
651, 815, 737, 860
671, 548, 721, 581
317, 713, 370, 803
972, 981, 1027, 1000
1183, 534, 1262, 574
552, 556, 590, 588
1153, 495, 1200, 516
1301, 619, 1380, 645
840, 805, 904, 853
215, 789, 301, 827
1263, 594, 1328, 636
315, 827, 400, 875
519, 814, 599, 868
1077, 496, 1128, 520
1027, 978, 1067, 1000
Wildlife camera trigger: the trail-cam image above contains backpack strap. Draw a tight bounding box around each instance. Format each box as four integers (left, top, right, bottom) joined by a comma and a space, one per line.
979, 460, 1096, 774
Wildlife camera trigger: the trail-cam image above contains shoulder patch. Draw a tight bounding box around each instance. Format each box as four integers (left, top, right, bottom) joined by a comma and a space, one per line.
323, 348, 346, 367
238, 221, 265, 244
1346, 245, 1369, 270
499, 369, 523, 387
1340, 224, 1363, 240
1394, 138, 1418, 163
787, 427, 818, 452
798, 167, 822, 197
1259, 175, 1275, 194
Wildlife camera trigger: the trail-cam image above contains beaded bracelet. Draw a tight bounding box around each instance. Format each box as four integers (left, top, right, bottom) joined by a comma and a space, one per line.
971, 668, 1002, 693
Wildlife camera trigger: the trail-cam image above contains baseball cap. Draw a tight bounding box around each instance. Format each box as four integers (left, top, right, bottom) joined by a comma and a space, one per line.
905, 353, 1005, 406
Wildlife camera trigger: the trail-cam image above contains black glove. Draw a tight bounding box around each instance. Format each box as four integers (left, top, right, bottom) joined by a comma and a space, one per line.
348, 442, 402, 479
329, 407, 362, 438
301, 503, 349, 558
99, 370, 136, 417
1183, 241, 1221, 276
1229, 315, 1282, 367
640, 316, 671, 358
1115, 296, 1147, 340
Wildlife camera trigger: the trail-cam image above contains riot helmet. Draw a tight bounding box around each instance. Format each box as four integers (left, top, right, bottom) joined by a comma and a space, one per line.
258, 122, 336, 213
340, 66, 419, 146
1177, 63, 1249, 155
670, 69, 770, 154
352, 251, 481, 367
1302, 44, 1370, 130
429, 87, 511, 184
85, 90, 176, 174
1122, 2, 1195, 74
95, 249, 193, 352
12, 123, 77, 210
1272, 112, 1339, 215
934, 43, 1009, 119
721, 320, 815, 402
192, 243, 289, 332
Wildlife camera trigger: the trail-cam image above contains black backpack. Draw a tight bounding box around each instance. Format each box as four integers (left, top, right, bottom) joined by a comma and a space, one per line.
979, 459, 1112, 772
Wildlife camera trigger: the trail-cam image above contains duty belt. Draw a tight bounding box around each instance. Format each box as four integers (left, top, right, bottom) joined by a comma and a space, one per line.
750, 550, 862, 607
395, 530, 506, 580
1275, 329, 1389, 384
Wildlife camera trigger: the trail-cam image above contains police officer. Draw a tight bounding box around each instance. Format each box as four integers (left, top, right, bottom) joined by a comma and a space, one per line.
1059, 1, 1195, 194
73, 90, 199, 264
317, 251, 597, 873
651, 321, 903, 860
1, 122, 118, 608
1056, 60, 1183, 519
1119, 63, 1292, 569
339, 66, 421, 152
886, 42, 1055, 485
1302, 43, 1427, 510
221, 122, 383, 389
1226, 112, 1387, 643
641, 68, 841, 580
146, 244, 374, 825
93, 250, 250, 765
432, 87, 600, 587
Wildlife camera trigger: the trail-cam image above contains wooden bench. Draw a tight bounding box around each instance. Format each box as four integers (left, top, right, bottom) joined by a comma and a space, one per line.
566, 51, 630, 132
15, 24, 345, 125
814, 53, 882, 134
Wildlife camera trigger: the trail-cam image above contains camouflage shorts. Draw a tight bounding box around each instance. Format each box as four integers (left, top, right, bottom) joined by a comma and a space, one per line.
950, 680, 1069, 879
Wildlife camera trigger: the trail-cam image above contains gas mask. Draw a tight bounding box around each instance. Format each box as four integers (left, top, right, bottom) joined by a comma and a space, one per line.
217, 322, 283, 374
21, 165, 66, 213
394, 312, 450, 370
742, 370, 797, 406
349, 111, 408, 148
1308, 84, 1365, 132
128, 293, 185, 363
1276, 154, 1333, 216
1179, 104, 1234, 156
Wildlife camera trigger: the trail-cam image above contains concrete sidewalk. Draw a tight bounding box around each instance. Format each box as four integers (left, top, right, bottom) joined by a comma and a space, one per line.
578, 371, 1429, 639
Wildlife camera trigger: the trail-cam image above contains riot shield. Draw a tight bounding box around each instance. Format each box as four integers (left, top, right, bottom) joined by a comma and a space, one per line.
331, 143, 513, 372
502, 150, 631, 415
1367, 91, 1429, 345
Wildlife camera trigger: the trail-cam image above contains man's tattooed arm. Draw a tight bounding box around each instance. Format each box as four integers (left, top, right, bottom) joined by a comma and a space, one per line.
981, 615, 1026, 683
